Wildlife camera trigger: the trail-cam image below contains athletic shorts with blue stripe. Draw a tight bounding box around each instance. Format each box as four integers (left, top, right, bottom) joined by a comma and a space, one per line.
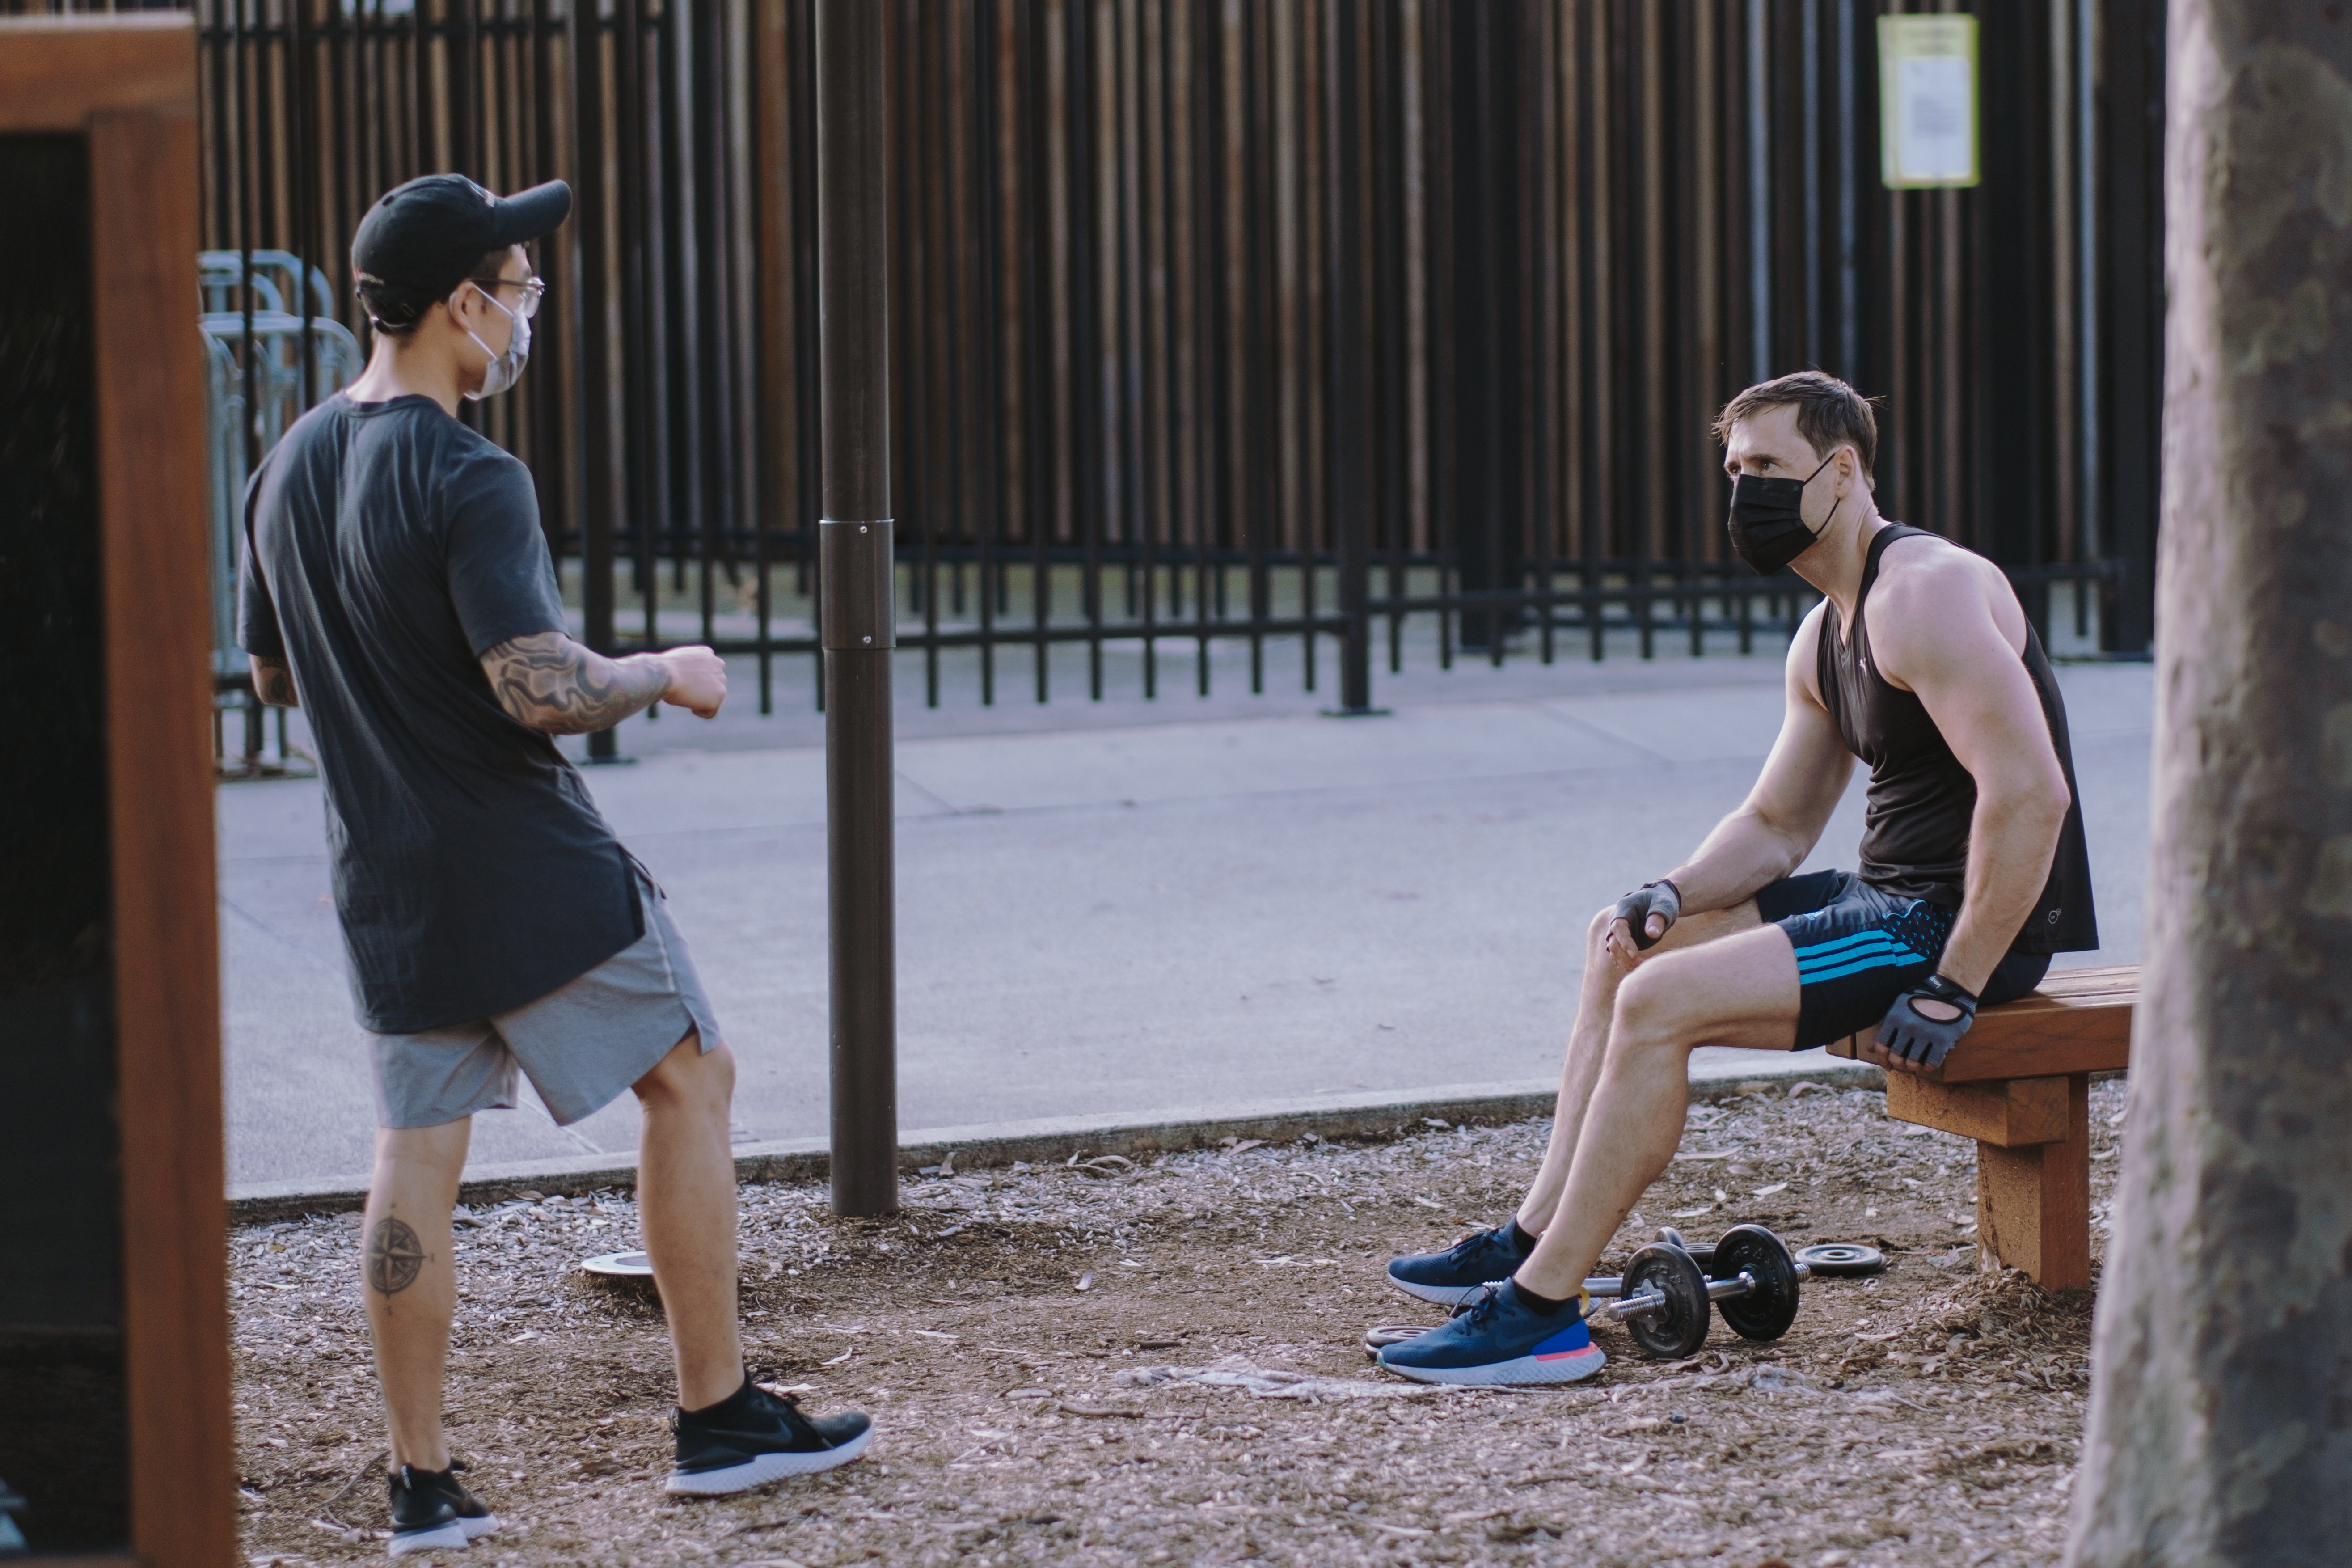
1754, 870, 2051, 1049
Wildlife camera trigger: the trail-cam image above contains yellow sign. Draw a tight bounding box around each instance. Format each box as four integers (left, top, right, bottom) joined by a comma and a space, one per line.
1879, 15, 1979, 189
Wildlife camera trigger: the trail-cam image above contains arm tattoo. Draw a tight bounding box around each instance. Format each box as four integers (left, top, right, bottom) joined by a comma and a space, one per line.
251, 656, 299, 707
480, 630, 669, 735
366, 1216, 427, 1296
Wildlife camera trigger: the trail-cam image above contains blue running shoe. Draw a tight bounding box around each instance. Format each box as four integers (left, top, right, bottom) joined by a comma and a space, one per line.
1377, 1281, 1607, 1386
1386, 1222, 1533, 1306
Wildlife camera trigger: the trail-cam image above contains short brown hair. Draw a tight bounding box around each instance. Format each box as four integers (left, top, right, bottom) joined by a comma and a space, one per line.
358, 245, 514, 337
1713, 371, 1879, 481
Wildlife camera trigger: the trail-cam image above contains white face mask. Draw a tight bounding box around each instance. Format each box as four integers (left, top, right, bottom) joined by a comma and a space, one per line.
462, 283, 531, 401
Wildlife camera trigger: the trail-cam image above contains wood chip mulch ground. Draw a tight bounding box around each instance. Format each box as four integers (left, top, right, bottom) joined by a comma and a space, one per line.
234, 1076, 2124, 1568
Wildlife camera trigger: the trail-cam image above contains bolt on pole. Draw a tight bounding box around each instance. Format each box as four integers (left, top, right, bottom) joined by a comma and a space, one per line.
815, 0, 897, 1217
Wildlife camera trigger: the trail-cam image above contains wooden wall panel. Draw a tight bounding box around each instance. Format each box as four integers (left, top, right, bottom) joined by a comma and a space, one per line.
0, 15, 232, 1567
92, 93, 234, 1568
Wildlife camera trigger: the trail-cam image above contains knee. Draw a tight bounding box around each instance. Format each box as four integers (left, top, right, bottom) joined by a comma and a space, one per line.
375, 1118, 470, 1175
1607, 967, 1681, 1057
635, 1031, 735, 1113
1586, 902, 1618, 954
699, 1040, 738, 1103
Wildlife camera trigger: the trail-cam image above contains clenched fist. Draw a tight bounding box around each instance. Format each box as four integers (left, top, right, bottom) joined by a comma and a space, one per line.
657, 645, 728, 719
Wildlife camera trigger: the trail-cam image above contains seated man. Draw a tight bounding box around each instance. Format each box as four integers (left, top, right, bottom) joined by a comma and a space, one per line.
1377, 371, 2099, 1385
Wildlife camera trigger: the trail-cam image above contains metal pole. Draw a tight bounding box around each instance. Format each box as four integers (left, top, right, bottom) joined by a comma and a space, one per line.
2075, 0, 2101, 571
236, 0, 263, 770
1837, 0, 1857, 379
816, 0, 898, 1218
1328, 0, 1374, 714
1800, 0, 1819, 369
1747, 0, 1771, 384
570, 0, 623, 765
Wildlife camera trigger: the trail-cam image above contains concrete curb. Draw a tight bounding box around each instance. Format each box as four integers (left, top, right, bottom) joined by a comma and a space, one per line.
227, 1049, 1885, 1226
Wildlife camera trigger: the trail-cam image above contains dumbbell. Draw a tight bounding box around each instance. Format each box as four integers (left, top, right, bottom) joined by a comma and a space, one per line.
1362, 1222, 1807, 1361
1595, 1223, 1807, 1359
1576, 1224, 1712, 1298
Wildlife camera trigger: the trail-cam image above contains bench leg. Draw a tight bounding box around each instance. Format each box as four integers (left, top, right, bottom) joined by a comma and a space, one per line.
1974, 1073, 2091, 1289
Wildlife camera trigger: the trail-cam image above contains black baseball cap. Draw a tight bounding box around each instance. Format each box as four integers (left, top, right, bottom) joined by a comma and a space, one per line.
351, 173, 570, 331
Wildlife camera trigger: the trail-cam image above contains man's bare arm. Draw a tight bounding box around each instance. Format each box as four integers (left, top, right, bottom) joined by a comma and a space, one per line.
1668, 604, 1855, 908
1868, 545, 2071, 996
481, 631, 698, 734
250, 655, 299, 707
1608, 606, 1855, 959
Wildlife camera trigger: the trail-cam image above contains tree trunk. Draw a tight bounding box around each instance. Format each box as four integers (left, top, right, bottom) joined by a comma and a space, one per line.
2067, 4, 2352, 1564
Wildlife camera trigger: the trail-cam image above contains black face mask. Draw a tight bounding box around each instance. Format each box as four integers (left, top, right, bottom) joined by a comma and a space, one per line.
1727, 451, 1841, 576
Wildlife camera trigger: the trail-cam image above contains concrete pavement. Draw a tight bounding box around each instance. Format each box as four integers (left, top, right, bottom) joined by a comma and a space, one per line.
219, 633, 2153, 1195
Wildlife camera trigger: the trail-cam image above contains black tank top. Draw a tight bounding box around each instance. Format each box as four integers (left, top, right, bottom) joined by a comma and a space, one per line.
1816, 524, 2099, 955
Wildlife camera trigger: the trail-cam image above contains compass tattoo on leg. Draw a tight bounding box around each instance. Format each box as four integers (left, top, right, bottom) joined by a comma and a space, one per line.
366, 1216, 428, 1296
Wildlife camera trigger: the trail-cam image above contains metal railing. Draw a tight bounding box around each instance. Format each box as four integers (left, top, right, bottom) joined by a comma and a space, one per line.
12, 1, 2160, 757
198, 249, 361, 774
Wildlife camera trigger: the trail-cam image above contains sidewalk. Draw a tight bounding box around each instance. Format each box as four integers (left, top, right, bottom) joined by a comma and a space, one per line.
218, 633, 2153, 1196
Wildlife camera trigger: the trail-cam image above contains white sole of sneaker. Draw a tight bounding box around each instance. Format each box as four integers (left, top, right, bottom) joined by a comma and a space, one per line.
1386, 1273, 1506, 1307
663, 1426, 875, 1495
385, 1513, 498, 1556
388, 1522, 466, 1556
1377, 1344, 1608, 1387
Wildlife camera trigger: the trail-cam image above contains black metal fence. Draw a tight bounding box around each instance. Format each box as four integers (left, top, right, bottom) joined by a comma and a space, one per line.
21, 0, 2164, 754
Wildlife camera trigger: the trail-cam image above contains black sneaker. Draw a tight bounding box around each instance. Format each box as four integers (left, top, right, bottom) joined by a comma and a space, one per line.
387, 1460, 499, 1556
667, 1380, 874, 1495
1386, 1221, 1534, 1306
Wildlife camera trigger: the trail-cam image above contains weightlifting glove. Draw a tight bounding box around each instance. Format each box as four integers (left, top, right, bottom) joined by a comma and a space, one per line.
1612, 879, 1683, 952
1876, 973, 1980, 1070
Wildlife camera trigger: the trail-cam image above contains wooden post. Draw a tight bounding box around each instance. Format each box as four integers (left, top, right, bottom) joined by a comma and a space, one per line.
0, 17, 228, 1567
2068, 3, 2352, 1561
1884, 1072, 2091, 1287
1971, 1074, 2090, 1289
1885, 1073, 2072, 1147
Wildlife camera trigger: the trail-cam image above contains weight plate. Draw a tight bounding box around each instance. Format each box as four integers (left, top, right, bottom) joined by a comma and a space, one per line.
1652, 1226, 1714, 1267
1710, 1224, 1802, 1342
1621, 1243, 1711, 1359
1363, 1324, 1431, 1358
1794, 1242, 1886, 1278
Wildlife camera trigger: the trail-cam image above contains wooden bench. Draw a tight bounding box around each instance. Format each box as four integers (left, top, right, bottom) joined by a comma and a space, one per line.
1826, 964, 2135, 1289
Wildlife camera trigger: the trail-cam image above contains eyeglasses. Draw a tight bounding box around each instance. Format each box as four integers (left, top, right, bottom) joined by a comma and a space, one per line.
466, 274, 545, 321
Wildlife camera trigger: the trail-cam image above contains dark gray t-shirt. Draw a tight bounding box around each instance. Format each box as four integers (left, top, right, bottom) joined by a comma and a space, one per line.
238, 393, 639, 1034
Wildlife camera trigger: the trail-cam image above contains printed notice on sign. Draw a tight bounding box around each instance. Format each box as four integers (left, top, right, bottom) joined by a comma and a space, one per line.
1879, 15, 1979, 189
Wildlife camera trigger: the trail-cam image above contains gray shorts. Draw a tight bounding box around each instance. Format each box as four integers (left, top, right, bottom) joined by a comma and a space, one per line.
370, 868, 723, 1129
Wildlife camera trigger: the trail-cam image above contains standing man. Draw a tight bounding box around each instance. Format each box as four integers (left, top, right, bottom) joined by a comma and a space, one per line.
239, 176, 871, 1553
1375, 372, 2099, 1385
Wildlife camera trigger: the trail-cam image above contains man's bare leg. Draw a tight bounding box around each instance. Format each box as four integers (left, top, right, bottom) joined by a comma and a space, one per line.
1516, 922, 1801, 1300
364, 1119, 471, 1470
1514, 901, 1761, 1240
632, 1030, 745, 1411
